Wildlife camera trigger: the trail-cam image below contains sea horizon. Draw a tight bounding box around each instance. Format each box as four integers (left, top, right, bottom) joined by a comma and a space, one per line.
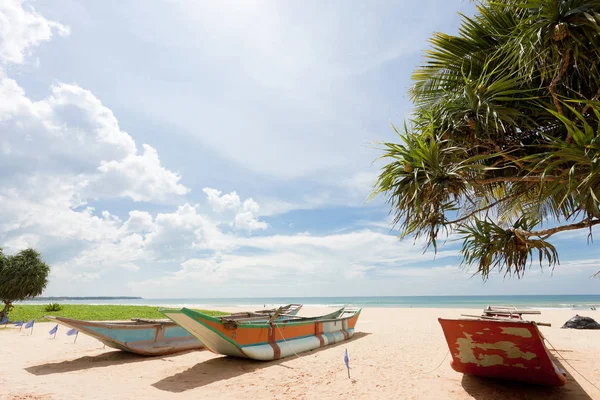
19, 294, 600, 310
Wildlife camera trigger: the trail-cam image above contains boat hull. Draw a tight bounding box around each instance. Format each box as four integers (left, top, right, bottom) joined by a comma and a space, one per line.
161, 307, 361, 361
439, 318, 567, 386
242, 327, 355, 360
46, 316, 202, 356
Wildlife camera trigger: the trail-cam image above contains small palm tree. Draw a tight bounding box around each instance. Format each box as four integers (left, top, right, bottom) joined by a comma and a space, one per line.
0, 248, 51, 321
373, 0, 600, 278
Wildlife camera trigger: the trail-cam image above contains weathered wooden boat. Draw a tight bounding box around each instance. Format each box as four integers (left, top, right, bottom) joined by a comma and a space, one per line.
439, 316, 567, 386
45, 304, 302, 357
45, 316, 200, 356
160, 306, 361, 360
482, 305, 541, 320
220, 303, 303, 318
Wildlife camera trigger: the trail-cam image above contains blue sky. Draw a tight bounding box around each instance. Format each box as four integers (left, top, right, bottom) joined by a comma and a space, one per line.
0, 0, 598, 298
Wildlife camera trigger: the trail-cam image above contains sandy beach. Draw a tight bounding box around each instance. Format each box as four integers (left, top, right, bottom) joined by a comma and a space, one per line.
1, 307, 599, 400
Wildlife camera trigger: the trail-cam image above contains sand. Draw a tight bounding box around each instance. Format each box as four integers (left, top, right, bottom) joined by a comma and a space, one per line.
1, 307, 599, 400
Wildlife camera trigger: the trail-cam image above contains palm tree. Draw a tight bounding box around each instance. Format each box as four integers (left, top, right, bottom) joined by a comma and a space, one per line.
373, 0, 600, 278
0, 248, 51, 321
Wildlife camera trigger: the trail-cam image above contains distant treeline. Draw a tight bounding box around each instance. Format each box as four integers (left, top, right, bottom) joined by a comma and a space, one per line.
32, 296, 143, 300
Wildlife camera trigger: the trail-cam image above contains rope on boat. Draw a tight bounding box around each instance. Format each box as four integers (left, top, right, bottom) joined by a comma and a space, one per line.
423, 350, 450, 374
273, 323, 304, 360
544, 337, 600, 393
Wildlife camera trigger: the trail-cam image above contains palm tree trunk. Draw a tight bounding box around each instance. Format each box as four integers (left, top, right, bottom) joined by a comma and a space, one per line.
0, 300, 12, 322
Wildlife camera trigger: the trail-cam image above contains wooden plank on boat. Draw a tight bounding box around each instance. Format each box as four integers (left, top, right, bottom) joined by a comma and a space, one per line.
267, 307, 284, 324
461, 314, 551, 327
255, 304, 301, 314
484, 306, 541, 315
130, 318, 171, 323
483, 310, 542, 315
218, 304, 303, 323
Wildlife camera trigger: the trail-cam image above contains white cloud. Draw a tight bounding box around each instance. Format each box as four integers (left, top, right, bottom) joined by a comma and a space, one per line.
233, 211, 268, 232
203, 187, 268, 232
543, 258, 600, 278
129, 229, 462, 297
0, 176, 120, 242
145, 203, 229, 256
380, 264, 461, 277
2, 233, 40, 254
252, 198, 317, 217
101, 0, 477, 193
0, 1, 192, 286
92, 144, 189, 201
44, 203, 226, 280
0, 79, 188, 203
47, 83, 137, 155
122, 211, 154, 233
339, 170, 379, 200
0, 0, 69, 65
242, 198, 259, 213
202, 188, 241, 212
0, 2, 188, 207
172, 257, 229, 284
235, 230, 459, 263
234, 198, 268, 231
47, 203, 226, 276
343, 264, 375, 280
69, 272, 100, 283
61, 232, 145, 272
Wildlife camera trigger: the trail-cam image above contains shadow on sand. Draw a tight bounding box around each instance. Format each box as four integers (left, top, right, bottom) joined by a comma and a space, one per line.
25, 350, 195, 375
153, 332, 371, 393
461, 358, 592, 400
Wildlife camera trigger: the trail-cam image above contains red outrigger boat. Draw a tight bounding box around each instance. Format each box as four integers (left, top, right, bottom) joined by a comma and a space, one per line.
439, 307, 567, 387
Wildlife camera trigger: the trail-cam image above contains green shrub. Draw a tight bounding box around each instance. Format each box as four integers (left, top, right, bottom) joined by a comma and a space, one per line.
45, 303, 62, 312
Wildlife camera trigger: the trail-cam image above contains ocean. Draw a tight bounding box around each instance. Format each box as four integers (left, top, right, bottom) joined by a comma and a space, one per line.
19, 295, 600, 310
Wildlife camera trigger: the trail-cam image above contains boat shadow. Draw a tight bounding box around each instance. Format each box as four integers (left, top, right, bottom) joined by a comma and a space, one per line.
460, 358, 592, 400
25, 350, 195, 375
153, 331, 371, 393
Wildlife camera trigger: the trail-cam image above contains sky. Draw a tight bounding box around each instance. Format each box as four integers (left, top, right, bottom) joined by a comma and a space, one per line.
0, 0, 598, 298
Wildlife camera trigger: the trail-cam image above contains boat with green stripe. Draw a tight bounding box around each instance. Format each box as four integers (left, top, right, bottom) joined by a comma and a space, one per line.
160, 306, 361, 361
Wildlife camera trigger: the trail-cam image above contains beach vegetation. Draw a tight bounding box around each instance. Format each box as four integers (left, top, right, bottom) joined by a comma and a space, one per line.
373, 0, 600, 278
0, 248, 51, 321
8, 304, 228, 323
45, 303, 62, 312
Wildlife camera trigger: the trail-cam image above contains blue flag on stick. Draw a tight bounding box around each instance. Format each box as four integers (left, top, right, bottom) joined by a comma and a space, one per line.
0, 316, 7, 324
344, 349, 350, 379
49, 324, 58, 335
67, 328, 79, 343
14, 321, 24, 327
25, 320, 34, 329
66, 328, 78, 336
